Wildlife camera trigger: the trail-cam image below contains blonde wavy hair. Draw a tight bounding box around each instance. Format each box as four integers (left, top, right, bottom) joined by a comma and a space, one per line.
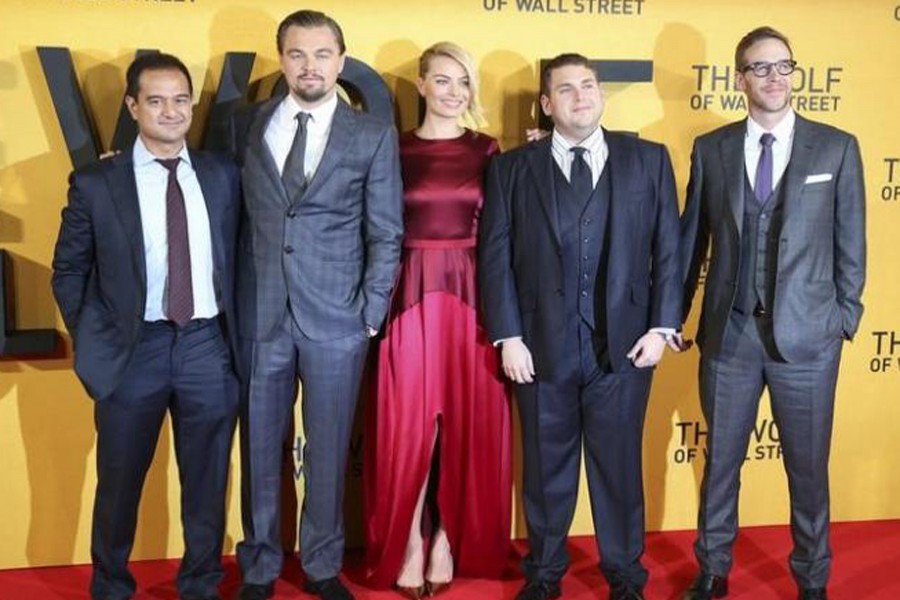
418, 41, 486, 128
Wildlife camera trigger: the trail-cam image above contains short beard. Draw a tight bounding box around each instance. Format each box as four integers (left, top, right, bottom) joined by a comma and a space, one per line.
291, 83, 328, 105
752, 88, 791, 114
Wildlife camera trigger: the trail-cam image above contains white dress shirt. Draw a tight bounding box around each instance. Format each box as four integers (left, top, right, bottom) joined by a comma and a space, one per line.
265, 92, 338, 181
133, 136, 218, 321
745, 109, 795, 190
550, 126, 608, 186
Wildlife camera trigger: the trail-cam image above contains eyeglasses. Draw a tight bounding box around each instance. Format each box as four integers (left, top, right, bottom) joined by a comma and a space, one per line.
739, 59, 797, 77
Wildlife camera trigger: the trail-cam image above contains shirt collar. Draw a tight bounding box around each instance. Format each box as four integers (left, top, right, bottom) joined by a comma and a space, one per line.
132, 134, 192, 168
746, 108, 795, 145
281, 91, 339, 126
551, 126, 605, 155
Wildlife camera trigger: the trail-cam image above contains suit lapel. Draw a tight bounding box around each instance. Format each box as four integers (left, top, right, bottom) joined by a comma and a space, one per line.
301, 99, 354, 203
780, 114, 817, 220
525, 137, 561, 248
246, 97, 285, 200
719, 121, 747, 237
604, 131, 632, 248
105, 151, 147, 290
190, 151, 226, 277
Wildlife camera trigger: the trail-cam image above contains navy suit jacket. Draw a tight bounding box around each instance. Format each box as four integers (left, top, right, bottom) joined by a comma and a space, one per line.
478, 131, 682, 377
52, 148, 241, 400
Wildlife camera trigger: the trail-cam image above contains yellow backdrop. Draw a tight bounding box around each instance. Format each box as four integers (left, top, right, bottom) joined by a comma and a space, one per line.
1, 0, 898, 569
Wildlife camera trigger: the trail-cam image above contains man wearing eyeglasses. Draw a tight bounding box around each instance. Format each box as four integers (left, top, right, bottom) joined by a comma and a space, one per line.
679, 26, 865, 600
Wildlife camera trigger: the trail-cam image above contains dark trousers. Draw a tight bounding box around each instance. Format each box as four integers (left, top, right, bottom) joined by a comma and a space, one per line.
236, 310, 369, 584
90, 318, 239, 600
516, 319, 652, 589
695, 311, 842, 589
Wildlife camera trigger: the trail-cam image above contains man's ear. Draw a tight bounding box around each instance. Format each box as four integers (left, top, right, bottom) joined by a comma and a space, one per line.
539, 94, 551, 117
124, 96, 139, 120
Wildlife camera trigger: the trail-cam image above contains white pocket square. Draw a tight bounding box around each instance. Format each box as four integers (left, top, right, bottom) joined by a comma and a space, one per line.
804, 173, 833, 184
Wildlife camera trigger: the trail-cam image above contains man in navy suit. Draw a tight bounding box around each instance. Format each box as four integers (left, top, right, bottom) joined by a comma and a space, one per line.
228, 10, 403, 600
52, 53, 241, 600
479, 53, 682, 600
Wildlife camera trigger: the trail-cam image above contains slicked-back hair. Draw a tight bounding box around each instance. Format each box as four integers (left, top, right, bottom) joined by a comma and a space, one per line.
125, 52, 193, 100
540, 53, 599, 97
734, 26, 793, 69
276, 9, 346, 55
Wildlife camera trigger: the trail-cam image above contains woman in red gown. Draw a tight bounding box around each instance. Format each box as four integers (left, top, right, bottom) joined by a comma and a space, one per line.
364, 42, 512, 597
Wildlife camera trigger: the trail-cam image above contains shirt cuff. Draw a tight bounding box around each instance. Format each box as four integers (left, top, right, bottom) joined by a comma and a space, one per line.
649, 327, 677, 339
493, 335, 522, 348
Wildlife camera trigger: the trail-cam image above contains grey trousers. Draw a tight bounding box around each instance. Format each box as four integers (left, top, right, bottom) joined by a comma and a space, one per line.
695, 310, 843, 589
236, 310, 369, 584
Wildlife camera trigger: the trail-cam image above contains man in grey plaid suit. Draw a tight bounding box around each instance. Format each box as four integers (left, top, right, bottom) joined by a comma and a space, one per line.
229, 10, 403, 600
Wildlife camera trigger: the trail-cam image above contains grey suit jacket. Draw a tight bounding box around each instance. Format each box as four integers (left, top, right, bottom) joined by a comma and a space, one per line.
681, 114, 866, 362
231, 97, 403, 342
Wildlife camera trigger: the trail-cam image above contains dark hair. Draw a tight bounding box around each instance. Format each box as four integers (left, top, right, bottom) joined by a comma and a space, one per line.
276, 10, 346, 55
540, 53, 599, 96
125, 52, 193, 100
734, 26, 793, 69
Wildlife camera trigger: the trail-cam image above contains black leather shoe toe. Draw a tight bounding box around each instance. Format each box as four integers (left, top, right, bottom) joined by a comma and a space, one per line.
609, 581, 645, 600
235, 583, 274, 600
515, 580, 562, 600
304, 577, 355, 600
682, 572, 728, 600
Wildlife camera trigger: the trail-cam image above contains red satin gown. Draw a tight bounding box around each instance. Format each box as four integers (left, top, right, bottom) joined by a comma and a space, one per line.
364, 130, 512, 586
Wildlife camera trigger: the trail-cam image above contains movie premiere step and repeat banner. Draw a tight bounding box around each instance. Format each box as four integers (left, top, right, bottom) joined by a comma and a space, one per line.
1, 0, 898, 569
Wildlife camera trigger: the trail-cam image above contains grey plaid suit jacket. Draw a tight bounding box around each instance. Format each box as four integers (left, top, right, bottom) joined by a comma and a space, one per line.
231, 97, 403, 342
680, 114, 866, 362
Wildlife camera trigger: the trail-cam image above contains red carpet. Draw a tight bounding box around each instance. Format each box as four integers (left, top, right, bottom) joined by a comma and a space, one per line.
2, 521, 898, 599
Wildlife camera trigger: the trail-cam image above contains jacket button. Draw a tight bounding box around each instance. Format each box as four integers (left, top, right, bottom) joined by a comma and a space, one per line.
284, 245, 294, 254
287, 210, 297, 218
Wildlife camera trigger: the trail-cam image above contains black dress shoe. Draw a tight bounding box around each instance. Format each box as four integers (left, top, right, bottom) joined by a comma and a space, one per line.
683, 572, 728, 600
304, 577, 355, 600
799, 589, 827, 600
235, 583, 274, 600
609, 581, 645, 600
515, 580, 562, 600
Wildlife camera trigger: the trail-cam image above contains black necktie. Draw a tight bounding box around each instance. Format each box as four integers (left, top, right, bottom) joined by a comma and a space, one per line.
570, 146, 592, 199
282, 111, 311, 200
156, 158, 194, 326
754, 132, 776, 204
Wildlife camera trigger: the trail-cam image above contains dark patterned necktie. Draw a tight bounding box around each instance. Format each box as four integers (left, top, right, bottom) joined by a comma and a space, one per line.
754, 132, 776, 204
570, 146, 592, 199
282, 111, 311, 199
156, 158, 193, 326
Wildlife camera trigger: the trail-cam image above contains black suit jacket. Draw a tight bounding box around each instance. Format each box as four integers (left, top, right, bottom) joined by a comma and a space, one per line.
52, 148, 241, 400
478, 131, 682, 377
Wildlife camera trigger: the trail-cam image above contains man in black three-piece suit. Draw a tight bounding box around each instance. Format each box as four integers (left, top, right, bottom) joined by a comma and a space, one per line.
228, 10, 403, 600
479, 54, 683, 600
52, 53, 241, 600
679, 27, 866, 600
